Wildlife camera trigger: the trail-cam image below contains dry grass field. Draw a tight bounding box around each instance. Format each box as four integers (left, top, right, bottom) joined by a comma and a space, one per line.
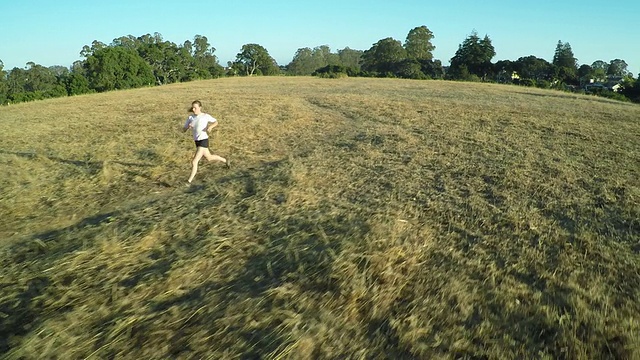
1, 77, 639, 359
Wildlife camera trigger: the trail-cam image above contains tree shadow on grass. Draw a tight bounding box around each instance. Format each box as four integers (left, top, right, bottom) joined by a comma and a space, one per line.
0, 156, 310, 357
512, 90, 637, 106
0, 191, 188, 357
144, 202, 372, 358
0, 150, 172, 188
0, 275, 50, 354
0, 150, 154, 171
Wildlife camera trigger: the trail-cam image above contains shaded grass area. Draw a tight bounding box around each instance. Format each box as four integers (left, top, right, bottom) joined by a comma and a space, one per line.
1, 77, 639, 359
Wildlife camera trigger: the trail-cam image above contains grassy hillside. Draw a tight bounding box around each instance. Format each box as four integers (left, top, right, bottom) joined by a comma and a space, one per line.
1, 77, 639, 359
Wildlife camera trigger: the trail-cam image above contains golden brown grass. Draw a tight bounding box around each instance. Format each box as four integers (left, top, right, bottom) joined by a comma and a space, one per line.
1, 77, 639, 359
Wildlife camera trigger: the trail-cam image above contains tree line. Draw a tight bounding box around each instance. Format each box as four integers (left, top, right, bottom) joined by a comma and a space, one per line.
1, 27, 639, 105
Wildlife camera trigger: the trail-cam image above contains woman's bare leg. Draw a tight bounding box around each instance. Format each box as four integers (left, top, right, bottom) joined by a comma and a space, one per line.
203, 148, 227, 164
188, 148, 229, 183
188, 147, 207, 183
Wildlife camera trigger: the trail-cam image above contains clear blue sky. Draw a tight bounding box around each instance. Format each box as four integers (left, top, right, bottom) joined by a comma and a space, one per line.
1, 0, 639, 76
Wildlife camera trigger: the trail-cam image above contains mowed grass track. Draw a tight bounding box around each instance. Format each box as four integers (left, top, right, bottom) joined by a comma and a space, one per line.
1, 77, 639, 359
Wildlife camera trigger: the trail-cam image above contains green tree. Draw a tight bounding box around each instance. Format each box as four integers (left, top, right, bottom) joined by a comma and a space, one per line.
80, 40, 107, 58
590, 60, 607, 80
111, 35, 138, 50
226, 60, 244, 77
287, 45, 343, 75
578, 64, 592, 78
287, 47, 315, 75
632, 75, 640, 102
514, 56, 552, 81
338, 47, 363, 70
313, 45, 339, 67
6, 67, 27, 96
50, 65, 72, 97
65, 71, 92, 95
49, 65, 69, 78
618, 76, 637, 102
133, 33, 194, 84
578, 64, 594, 86
176, 40, 199, 81
191, 35, 224, 78
448, 31, 495, 80
361, 37, 407, 76
84, 46, 155, 92
135, 33, 166, 84
23, 62, 59, 93
234, 44, 279, 76
71, 60, 85, 74
552, 41, 578, 84
0, 60, 8, 104
494, 59, 515, 82
312, 65, 349, 78
169, 45, 195, 82
394, 59, 425, 79
5, 63, 65, 102
6, 67, 32, 102
404, 25, 435, 61
607, 59, 630, 77
420, 59, 444, 79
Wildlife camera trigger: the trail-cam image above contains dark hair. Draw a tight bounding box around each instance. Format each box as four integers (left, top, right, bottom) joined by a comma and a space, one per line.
188, 100, 203, 113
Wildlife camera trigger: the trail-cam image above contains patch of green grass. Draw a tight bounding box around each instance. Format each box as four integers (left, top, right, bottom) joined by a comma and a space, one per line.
1, 77, 639, 359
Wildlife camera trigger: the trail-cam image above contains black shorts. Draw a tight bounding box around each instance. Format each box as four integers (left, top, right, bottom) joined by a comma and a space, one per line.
194, 139, 209, 148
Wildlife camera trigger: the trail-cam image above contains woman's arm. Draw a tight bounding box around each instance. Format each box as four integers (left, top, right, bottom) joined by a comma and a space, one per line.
206, 120, 218, 132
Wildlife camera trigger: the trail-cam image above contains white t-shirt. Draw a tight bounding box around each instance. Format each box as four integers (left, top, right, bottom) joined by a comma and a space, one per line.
184, 113, 217, 140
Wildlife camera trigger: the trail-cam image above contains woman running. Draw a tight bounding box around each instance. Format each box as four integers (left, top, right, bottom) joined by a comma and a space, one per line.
183, 100, 230, 185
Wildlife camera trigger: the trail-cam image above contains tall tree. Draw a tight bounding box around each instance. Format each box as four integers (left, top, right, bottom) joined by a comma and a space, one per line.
448, 31, 496, 80
632, 75, 640, 102
404, 25, 435, 61
607, 59, 630, 77
191, 35, 224, 78
288, 46, 363, 75
577, 64, 594, 86
286, 46, 338, 75
111, 35, 138, 50
394, 59, 425, 79
5, 63, 65, 102
337, 47, 363, 70
134, 33, 189, 84
65, 71, 91, 95
168, 45, 194, 82
361, 37, 407, 75
591, 60, 607, 71
80, 40, 107, 58
578, 64, 592, 78
494, 59, 515, 82
590, 60, 607, 81
6, 67, 26, 91
49, 65, 69, 78
84, 46, 155, 92
71, 60, 85, 74
23, 62, 59, 93
420, 59, 444, 79
0, 60, 8, 104
287, 47, 315, 75
314, 45, 340, 67
552, 40, 578, 68
552, 40, 578, 83
234, 44, 279, 76
514, 56, 552, 81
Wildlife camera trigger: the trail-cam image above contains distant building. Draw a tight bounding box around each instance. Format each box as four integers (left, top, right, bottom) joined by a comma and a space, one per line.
584, 75, 624, 92
495, 70, 519, 83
